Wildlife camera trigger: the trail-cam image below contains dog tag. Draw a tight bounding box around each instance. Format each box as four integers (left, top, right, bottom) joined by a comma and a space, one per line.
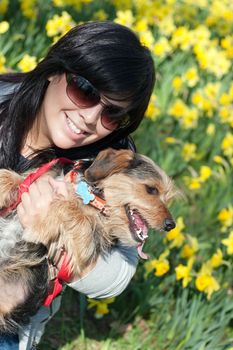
76, 180, 95, 204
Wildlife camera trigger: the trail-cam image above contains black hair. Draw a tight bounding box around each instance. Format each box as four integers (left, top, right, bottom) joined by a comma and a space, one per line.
0, 21, 155, 171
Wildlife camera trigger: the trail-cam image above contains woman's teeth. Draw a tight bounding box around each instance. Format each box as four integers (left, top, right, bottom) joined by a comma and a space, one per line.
67, 117, 84, 134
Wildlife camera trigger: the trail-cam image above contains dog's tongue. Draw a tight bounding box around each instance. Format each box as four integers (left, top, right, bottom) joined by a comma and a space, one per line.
137, 243, 148, 260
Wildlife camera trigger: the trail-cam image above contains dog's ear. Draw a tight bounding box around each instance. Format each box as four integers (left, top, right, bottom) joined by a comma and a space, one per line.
84, 148, 134, 183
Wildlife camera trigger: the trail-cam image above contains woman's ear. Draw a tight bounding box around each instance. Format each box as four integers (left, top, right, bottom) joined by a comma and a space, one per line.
84, 148, 134, 183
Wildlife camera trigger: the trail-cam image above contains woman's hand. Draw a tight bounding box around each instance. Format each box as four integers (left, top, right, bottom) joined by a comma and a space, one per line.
17, 175, 70, 230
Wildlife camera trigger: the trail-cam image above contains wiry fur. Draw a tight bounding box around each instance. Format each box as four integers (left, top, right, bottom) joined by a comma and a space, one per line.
0, 148, 178, 333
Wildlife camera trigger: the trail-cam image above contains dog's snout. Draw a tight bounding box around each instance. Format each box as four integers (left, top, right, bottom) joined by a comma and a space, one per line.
164, 218, 176, 231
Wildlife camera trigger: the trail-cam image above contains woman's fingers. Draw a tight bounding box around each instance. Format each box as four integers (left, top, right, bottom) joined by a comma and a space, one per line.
48, 177, 70, 198
16, 175, 71, 229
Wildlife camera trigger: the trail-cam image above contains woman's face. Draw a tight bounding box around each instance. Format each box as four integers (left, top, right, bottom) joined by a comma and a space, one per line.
34, 74, 128, 150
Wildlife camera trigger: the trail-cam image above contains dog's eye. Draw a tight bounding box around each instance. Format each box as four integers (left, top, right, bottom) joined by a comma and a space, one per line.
145, 185, 159, 195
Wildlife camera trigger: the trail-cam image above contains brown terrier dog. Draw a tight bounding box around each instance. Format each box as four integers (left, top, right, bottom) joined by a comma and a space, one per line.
0, 148, 177, 333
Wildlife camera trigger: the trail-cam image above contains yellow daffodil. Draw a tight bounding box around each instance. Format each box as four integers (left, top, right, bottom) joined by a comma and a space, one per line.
0, 21, 9, 34
0, 53, 6, 73
184, 67, 199, 87
206, 123, 215, 135
93, 9, 108, 21
168, 99, 187, 118
158, 15, 175, 36
0, 0, 9, 14
194, 43, 231, 78
172, 76, 183, 93
87, 297, 115, 318
191, 91, 205, 108
139, 30, 154, 50
53, 0, 92, 9
195, 262, 220, 299
144, 250, 170, 277
46, 11, 74, 38
188, 178, 202, 190
171, 26, 193, 51
204, 82, 220, 101
209, 249, 223, 268
19, 0, 38, 20
144, 259, 156, 277
164, 137, 178, 144
133, 18, 148, 33
221, 35, 233, 59
151, 259, 170, 277
222, 230, 233, 255
145, 94, 160, 120
181, 235, 199, 259
166, 217, 185, 248
112, 0, 132, 11
181, 143, 197, 162
213, 155, 225, 164
153, 37, 172, 58
199, 165, 212, 182
195, 274, 220, 299
151, 250, 170, 277
114, 10, 134, 28
17, 54, 37, 72
221, 133, 233, 158
219, 92, 232, 106
218, 206, 233, 230
175, 257, 194, 288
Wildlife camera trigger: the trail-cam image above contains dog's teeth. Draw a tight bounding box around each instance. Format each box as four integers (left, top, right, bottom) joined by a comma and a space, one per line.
136, 228, 143, 239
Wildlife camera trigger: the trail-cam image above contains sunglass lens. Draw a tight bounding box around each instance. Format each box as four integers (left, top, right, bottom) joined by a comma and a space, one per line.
67, 75, 100, 107
101, 108, 131, 131
101, 114, 120, 130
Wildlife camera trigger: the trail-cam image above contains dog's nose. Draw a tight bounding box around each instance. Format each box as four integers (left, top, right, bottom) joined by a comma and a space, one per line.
164, 218, 176, 231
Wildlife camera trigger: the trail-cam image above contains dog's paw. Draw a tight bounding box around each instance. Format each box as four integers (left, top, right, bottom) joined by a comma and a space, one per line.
0, 170, 23, 208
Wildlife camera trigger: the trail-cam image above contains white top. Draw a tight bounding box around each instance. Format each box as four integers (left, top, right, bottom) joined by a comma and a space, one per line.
19, 245, 138, 350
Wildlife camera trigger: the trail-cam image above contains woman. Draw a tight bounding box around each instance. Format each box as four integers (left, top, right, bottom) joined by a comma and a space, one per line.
0, 21, 155, 349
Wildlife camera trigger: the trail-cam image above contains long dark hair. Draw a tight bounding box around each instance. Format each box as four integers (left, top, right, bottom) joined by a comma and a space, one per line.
0, 21, 155, 171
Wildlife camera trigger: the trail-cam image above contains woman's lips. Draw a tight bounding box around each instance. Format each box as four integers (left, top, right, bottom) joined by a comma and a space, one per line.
65, 113, 89, 138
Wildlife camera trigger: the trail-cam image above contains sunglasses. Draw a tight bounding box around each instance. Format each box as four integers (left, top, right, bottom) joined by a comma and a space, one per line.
66, 73, 131, 131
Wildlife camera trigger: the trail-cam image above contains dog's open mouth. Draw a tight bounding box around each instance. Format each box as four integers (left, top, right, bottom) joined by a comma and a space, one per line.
125, 205, 149, 260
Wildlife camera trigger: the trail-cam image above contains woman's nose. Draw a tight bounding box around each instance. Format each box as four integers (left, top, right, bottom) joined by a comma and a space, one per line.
80, 104, 102, 126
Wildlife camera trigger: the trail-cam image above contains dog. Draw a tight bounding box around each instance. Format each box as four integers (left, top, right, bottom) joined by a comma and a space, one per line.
0, 148, 177, 333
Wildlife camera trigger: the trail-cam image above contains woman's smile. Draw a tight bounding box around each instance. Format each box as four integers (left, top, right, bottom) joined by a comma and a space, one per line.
65, 112, 90, 138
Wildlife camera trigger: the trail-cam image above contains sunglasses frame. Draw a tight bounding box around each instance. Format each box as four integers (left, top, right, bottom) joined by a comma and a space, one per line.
66, 73, 131, 131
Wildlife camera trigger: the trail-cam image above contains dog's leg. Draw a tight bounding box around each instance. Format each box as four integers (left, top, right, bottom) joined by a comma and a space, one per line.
22, 195, 109, 271
21, 195, 86, 245
0, 170, 23, 208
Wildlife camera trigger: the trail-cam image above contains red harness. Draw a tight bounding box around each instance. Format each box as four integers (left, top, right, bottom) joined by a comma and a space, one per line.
43, 249, 71, 307
0, 158, 73, 216
0, 158, 106, 306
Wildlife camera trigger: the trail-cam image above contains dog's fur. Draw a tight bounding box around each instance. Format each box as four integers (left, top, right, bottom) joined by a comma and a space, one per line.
0, 148, 177, 333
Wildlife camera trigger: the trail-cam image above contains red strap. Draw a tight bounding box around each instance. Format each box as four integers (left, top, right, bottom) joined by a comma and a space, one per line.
43, 253, 71, 307
1, 158, 74, 215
